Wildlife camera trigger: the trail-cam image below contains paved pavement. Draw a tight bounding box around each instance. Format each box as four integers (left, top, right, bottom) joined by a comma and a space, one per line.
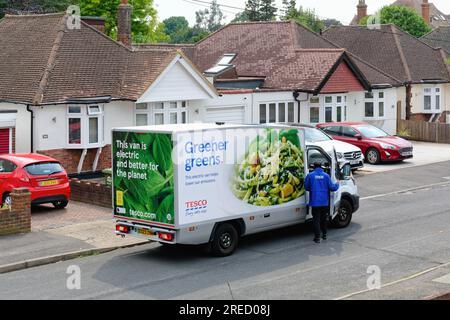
360, 141, 450, 174
1, 162, 450, 299
0, 201, 145, 267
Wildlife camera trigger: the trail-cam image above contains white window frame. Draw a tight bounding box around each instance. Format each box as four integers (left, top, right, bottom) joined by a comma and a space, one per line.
134, 101, 188, 125
364, 90, 386, 120
258, 101, 296, 124
423, 86, 441, 112
310, 95, 347, 124
66, 105, 104, 149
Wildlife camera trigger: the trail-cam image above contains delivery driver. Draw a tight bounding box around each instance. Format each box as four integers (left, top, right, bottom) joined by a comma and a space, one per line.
305, 162, 340, 243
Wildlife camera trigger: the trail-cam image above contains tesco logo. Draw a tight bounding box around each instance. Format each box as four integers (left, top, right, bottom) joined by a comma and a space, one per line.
186, 200, 208, 209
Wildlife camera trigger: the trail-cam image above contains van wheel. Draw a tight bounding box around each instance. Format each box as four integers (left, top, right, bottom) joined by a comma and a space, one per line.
366, 148, 380, 165
53, 200, 68, 209
332, 199, 353, 228
210, 223, 239, 257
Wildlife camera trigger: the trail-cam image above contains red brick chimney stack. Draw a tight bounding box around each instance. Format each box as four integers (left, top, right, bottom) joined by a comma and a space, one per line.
118, 0, 132, 47
357, 0, 368, 24
421, 0, 431, 26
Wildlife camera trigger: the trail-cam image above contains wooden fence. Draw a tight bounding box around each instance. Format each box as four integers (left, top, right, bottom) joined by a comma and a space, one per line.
398, 120, 450, 143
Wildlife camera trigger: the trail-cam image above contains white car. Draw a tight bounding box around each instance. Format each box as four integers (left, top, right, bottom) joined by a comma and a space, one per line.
290, 124, 365, 170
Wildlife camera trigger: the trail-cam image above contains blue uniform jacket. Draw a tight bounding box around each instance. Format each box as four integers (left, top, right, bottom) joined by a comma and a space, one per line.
304, 168, 340, 207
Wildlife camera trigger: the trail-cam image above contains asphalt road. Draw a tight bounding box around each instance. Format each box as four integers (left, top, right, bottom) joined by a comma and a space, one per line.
1, 161, 450, 300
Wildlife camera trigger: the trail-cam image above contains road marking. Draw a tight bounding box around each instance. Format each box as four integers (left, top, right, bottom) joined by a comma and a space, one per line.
361, 181, 450, 200
335, 261, 450, 300
432, 274, 450, 285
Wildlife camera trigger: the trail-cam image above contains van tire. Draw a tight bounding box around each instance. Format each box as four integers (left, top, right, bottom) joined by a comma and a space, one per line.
332, 198, 353, 228
210, 223, 239, 257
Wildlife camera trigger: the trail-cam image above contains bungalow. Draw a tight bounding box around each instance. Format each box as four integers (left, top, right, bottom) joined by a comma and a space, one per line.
0, 12, 217, 174
323, 24, 450, 124
140, 20, 403, 134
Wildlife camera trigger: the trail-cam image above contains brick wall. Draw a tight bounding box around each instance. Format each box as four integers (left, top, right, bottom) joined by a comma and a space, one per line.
438, 111, 450, 123
38, 145, 112, 175
409, 113, 432, 122
0, 188, 31, 236
70, 178, 112, 208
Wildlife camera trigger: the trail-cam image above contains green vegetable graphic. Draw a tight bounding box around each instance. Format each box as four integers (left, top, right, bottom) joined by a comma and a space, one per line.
232, 129, 305, 206
113, 131, 174, 225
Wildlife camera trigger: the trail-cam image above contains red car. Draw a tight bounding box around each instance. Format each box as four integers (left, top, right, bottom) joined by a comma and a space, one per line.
316, 122, 413, 165
0, 154, 70, 208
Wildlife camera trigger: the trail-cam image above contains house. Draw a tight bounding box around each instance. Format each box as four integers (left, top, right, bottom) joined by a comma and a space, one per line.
323, 24, 450, 123
421, 26, 450, 53
140, 21, 403, 134
0, 11, 217, 174
351, 0, 450, 28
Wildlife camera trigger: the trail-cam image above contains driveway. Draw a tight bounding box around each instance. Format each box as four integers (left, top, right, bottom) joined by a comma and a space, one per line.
358, 141, 450, 174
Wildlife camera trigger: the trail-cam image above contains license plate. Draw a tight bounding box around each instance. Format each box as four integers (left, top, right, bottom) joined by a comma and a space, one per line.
138, 228, 154, 236
350, 160, 360, 165
402, 152, 413, 157
39, 179, 59, 187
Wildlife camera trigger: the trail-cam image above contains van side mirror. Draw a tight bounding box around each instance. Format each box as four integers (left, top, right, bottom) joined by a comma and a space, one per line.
340, 164, 352, 180
355, 134, 362, 140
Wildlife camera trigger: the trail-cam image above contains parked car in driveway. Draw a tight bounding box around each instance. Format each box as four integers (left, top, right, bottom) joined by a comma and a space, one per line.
316, 122, 413, 165
288, 124, 364, 170
0, 154, 70, 208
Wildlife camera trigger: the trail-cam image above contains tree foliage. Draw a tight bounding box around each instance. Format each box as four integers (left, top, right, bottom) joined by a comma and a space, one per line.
0, 0, 71, 18
360, 5, 432, 37
244, 0, 277, 22
162, 16, 209, 44
76, 0, 168, 43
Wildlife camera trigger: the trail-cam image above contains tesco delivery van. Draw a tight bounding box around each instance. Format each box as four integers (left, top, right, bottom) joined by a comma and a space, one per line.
113, 123, 359, 256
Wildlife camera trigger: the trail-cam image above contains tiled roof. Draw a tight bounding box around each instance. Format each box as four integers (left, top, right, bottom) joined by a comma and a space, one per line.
323, 24, 450, 83
421, 26, 450, 54
0, 13, 179, 105
184, 20, 393, 91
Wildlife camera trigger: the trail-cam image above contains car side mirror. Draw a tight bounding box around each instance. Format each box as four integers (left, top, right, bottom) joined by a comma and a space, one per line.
355, 134, 362, 140
340, 163, 352, 180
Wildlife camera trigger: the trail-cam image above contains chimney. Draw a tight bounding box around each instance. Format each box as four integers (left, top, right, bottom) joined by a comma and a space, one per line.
357, 0, 368, 24
81, 16, 106, 33
117, 0, 132, 47
422, 0, 431, 26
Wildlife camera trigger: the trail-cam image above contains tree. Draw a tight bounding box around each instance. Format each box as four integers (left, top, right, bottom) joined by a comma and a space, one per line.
322, 18, 342, 29
76, 0, 168, 43
163, 16, 191, 43
244, 0, 261, 22
231, 11, 249, 23
282, 0, 297, 20
360, 5, 432, 37
259, 0, 277, 21
194, 0, 224, 32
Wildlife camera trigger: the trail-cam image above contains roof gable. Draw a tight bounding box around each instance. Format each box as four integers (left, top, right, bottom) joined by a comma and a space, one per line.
323, 24, 450, 83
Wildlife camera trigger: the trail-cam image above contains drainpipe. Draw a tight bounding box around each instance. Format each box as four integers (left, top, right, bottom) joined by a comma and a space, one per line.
26, 105, 34, 153
293, 91, 308, 123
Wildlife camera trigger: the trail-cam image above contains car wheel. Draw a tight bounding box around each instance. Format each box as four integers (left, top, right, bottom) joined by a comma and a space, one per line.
332, 199, 353, 228
210, 223, 239, 257
53, 200, 68, 209
366, 148, 380, 165
2, 193, 11, 207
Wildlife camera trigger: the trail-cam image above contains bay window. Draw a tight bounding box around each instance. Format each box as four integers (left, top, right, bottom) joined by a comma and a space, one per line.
259, 102, 295, 124
67, 105, 103, 148
135, 101, 188, 125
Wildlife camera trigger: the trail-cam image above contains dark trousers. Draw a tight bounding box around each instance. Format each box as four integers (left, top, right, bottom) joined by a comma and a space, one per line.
312, 206, 329, 239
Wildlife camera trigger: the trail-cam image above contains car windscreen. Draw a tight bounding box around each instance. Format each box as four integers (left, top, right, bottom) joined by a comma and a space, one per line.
304, 128, 332, 142
356, 125, 389, 138
24, 162, 63, 176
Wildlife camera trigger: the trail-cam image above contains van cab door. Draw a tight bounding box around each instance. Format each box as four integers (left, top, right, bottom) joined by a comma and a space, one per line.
305, 146, 340, 220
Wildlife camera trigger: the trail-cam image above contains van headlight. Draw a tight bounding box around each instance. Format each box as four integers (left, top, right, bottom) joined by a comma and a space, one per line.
379, 143, 396, 150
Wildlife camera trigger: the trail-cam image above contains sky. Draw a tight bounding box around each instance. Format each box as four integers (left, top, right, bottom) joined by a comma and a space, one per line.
153, 0, 450, 26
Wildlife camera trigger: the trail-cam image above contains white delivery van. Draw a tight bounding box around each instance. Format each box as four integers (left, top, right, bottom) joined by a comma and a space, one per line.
112, 123, 359, 256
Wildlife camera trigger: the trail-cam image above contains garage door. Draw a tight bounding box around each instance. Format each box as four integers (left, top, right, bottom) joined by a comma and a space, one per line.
205, 106, 245, 124
0, 128, 11, 154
